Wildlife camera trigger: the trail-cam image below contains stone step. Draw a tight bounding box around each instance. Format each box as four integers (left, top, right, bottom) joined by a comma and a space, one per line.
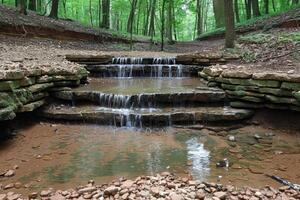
39, 104, 254, 127
85, 64, 202, 77
52, 89, 226, 108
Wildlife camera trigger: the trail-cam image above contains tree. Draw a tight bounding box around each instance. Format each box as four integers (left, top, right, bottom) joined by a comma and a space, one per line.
28, 0, 36, 11
166, 0, 174, 43
101, 0, 110, 29
252, 0, 261, 17
161, 0, 166, 51
213, 0, 225, 28
148, 0, 156, 39
196, 0, 203, 37
19, 0, 27, 15
245, 0, 252, 19
49, 0, 59, 19
234, 0, 240, 23
224, 0, 235, 48
292, 0, 299, 5
264, 0, 269, 14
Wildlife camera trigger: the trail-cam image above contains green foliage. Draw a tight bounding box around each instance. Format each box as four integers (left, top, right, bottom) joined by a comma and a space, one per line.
1, 0, 299, 41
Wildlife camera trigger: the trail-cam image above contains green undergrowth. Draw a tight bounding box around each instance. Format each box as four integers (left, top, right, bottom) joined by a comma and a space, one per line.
239, 32, 300, 44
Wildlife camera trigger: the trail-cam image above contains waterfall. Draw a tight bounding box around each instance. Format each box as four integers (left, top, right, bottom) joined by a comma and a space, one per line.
110, 57, 184, 78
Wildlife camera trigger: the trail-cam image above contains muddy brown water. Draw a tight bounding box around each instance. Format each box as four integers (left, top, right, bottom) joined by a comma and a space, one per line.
1, 119, 300, 195
77, 77, 204, 95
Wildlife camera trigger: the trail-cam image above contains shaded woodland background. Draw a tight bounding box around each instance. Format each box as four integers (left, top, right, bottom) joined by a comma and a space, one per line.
1, 0, 299, 41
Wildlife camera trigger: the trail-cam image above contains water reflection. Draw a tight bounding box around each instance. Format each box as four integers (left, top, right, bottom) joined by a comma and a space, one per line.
186, 138, 210, 181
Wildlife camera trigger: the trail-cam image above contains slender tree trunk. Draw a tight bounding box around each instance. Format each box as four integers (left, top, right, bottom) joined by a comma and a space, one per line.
252, 0, 261, 17
101, 0, 110, 29
127, 0, 138, 33
49, 0, 59, 19
143, 0, 150, 35
213, 0, 224, 28
89, 0, 93, 26
148, 0, 156, 38
28, 0, 36, 11
264, 0, 269, 14
196, 0, 203, 37
234, 0, 240, 23
224, 0, 235, 48
161, 0, 166, 51
272, 0, 276, 11
19, 0, 27, 15
172, 0, 177, 41
98, 0, 101, 28
245, 0, 252, 19
166, 0, 173, 43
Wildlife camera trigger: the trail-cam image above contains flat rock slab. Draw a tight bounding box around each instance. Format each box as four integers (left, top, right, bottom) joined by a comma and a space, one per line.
39, 104, 254, 127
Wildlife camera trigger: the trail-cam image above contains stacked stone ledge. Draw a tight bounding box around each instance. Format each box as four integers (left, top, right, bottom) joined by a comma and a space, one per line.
0, 62, 89, 121
199, 64, 300, 111
176, 51, 239, 65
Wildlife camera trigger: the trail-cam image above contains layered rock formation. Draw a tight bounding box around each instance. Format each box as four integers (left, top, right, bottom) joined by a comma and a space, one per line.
200, 65, 300, 111
0, 62, 88, 121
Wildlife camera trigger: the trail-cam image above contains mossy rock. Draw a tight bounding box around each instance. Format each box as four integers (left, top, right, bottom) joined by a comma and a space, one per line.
0, 107, 16, 121
281, 82, 300, 90
226, 90, 265, 98
293, 91, 300, 101
228, 94, 264, 103
265, 95, 300, 106
216, 77, 280, 88
230, 101, 263, 109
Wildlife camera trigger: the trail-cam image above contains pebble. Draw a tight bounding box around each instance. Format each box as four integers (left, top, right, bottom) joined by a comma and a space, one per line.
0, 173, 298, 200
4, 170, 15, 177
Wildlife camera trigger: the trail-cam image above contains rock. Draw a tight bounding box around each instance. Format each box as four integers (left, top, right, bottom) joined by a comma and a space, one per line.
104, 186, 119, 196
13, 182, 22, 189
4, 170, 15, 177
196, 189, 206, 199
169, 192, 184, 200
28, 192, 38, 199
4, 183, 14, 190
228, 135, 236, 142
121, 180, 134, 189
279, 186, 290, 192
214, 192, 227, 200
216, 158, 229, 168
6, 193, 21, 200
78, 186, 97, 194
0, 194, 7, 200
150, 186, 160, 197
40, 190, 52, 197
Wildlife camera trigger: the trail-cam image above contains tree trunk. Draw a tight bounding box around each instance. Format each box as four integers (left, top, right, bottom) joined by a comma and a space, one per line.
245, 0, 252, 19
166, 0, 173, 43
148, 0, 156, 38
196, 0, 203, 37
127, 0, 138, 33
234, 0, 240, 23
264, 0, 269, 14
89, 0, 93, 26
28, 0, 36, 11
224, 0, 235, 48
98, 0, 101, 27
143, 0, 150, 35
252, 0, 261, 17
272, 0, 276, 11
19, 0, 27, 15
161, 0, 166, 51
49, 0, 59, 19
101, 0, 110, 29
213, 0, 224, 28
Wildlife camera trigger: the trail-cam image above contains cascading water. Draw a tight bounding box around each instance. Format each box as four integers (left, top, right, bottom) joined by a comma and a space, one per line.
111, 57, 184, 78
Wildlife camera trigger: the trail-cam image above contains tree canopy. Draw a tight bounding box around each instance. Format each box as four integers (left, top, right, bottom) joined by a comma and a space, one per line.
1, 0, 299, 41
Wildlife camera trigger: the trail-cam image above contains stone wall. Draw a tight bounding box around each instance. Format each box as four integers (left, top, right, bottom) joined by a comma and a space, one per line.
176, 52, 239, 65
199, 65, 300, 111
0, 63, 88, 121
